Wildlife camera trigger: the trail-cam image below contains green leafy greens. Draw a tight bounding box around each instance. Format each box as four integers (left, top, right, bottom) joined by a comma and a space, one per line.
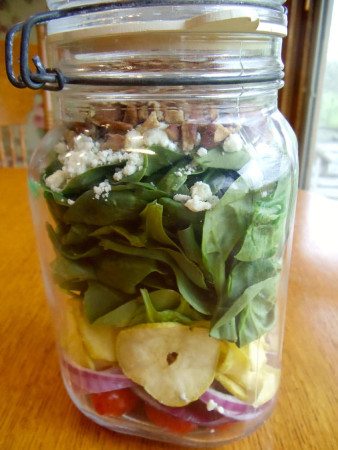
39, 137, 293, 347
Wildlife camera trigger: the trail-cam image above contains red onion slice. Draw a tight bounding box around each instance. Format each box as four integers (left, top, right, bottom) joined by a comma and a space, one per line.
62, 357, 135, 393
200, 388, 268, 421
133, 386, 235, 427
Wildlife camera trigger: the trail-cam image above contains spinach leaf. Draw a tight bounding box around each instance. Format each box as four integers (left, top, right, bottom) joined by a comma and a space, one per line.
145, 145, 184, 176
99, 240, 212, 315
47, 223, 102, 260
62, 165, 118, 196
202, 169, 240, 197
147, 289, 181, 310
64, 190, 147, 225
141, 289, 193, 325
157, 159, 189, 194
228, 259, 279, 301
237, 276, 278, 346
84, 281, 127, 323
94, 299, 144, 327
194, 149, 250, 171
178, 225, 203, 268
210, 259, 280, 344
96, 254, 164, 294
158, 197, 204, 231
235, 175, 292, 262
202, 176, 252, 297
51, 256, 96, 284
61, 224, 95, 246
140, 202, 176, 248
91, 225, 147, 247
44, 158, 62, 178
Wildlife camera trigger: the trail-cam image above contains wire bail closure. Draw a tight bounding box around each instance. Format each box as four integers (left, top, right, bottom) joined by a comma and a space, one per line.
5, 1, 284, 92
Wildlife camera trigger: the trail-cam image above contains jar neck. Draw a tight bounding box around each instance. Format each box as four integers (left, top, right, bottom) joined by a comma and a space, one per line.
54, 82, 280, 124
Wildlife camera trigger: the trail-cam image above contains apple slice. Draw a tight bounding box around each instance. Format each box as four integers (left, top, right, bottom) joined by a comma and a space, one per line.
116, 323, 220, 407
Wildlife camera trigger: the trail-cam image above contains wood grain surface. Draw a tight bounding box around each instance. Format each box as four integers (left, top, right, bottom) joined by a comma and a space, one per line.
0, 168, 337, 450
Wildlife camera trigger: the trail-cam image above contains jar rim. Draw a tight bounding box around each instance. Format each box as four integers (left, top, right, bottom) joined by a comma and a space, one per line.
47, 0, 286, 11
46, 1, 287, 38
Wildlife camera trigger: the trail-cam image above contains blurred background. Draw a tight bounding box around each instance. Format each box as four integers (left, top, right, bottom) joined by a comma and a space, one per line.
0, 0, 338, 200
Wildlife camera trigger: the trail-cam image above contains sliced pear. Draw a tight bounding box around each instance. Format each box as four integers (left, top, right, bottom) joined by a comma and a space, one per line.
116, 323, 220, 407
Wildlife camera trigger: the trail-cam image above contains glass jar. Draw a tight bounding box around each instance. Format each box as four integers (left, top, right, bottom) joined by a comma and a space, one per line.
8, 0, 298, 447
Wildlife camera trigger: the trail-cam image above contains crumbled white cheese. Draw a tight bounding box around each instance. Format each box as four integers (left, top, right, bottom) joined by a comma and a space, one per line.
173, 194, 191, 203
175, 181, 219, 212
125, 129, 144, 150
185, 197, 213, 212
67, 199, 75, 206
174, 164, 197, 178
190, 181, 213, 202
216, 406, 225, 414
93, 179, 111, 200
197, 147, 208, 157
45, 170, 67, 192
113, 152, 144, 181
58, 134, 122, 179
206, 399, 218, 412
222, 133, 244, 153
143, 128, 177, 151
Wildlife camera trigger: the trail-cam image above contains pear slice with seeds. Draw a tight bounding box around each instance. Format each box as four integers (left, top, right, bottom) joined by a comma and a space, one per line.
116, 323, 220, 407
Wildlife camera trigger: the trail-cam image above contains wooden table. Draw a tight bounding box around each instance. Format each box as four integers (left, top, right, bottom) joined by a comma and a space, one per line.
0, 168, 337, 450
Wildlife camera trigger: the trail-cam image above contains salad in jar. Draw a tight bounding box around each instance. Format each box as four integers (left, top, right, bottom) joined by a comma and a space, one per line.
31, 99, 295, 441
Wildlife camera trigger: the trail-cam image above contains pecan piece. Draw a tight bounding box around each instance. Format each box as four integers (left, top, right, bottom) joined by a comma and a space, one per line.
182, 123, 198, 152
138, 105, 149, 122
165, 124, 181, 142
140, 111, 161, 131
90, 107, 122, 126
123, 104, 138, 126
214, 124, 231, 143
106, 121, 133, 134
148, 101, 164, 121
199, 125, 216, 149
164, 109, 185, 124
64, 129, 76, 148
101, 134, 126, 151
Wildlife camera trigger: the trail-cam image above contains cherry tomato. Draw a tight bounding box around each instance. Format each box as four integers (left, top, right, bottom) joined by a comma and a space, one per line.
90, 388, 139, 417
144, 404, 197, 434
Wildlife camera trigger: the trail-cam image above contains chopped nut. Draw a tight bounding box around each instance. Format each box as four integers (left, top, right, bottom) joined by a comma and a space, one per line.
106, 121, 133, 134
140, 111, 161, 131
91, 107, 122, 126
64, 129, 76, 148
148, 101, 164, 121
165, 124, 181, 142
199, 125, 216, 149
214, 124, 231, 143
182, 123, 198, 153
164, 109, 185, 124
123, 104, 138, 126
138, 105, 149, 122
209, 108, 219, 121
101, 134, 126, 151
68, 121, 95, 136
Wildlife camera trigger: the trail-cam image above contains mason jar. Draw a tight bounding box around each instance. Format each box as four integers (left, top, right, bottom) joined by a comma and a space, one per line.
6, 0, 298, 446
